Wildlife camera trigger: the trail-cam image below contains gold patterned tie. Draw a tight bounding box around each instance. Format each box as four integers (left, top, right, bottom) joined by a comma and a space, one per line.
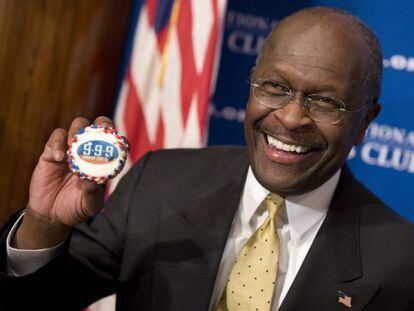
216, 193, 284, 311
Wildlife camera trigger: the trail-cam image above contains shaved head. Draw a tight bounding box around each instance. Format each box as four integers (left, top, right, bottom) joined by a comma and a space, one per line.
256, 7, 383, 103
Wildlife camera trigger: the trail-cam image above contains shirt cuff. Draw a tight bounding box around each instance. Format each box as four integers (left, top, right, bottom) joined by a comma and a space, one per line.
6, 212, 65, 276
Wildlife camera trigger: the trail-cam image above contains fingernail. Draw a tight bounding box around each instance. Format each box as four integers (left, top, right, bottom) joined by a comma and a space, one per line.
102, 122, 113, 129
54, 150, 65, 161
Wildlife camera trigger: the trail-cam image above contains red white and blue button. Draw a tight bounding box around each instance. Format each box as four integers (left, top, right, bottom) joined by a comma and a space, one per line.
67, 125, 129, 184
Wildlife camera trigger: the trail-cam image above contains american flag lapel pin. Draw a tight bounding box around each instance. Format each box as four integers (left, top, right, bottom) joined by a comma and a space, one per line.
337, 290, 352, 308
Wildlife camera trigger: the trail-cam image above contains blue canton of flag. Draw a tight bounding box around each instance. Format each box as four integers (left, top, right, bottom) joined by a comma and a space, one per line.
153, 0, 174, 32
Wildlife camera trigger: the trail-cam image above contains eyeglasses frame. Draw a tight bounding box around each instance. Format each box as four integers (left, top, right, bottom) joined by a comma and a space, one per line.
249, 77, 369, 125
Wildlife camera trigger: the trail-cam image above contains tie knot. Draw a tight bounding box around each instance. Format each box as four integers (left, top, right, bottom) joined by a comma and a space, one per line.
265, 193, 284, 219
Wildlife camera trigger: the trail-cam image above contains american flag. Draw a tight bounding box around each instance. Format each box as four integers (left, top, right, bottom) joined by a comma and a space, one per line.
109, 0, 227, 189
337, 290, 352, 308
88, 0, 227, 309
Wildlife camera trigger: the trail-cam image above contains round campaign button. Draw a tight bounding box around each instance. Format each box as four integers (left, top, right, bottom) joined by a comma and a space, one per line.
67, 125, 129, 184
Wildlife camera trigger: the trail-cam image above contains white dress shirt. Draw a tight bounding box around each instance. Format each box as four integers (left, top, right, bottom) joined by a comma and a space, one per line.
208, 168, 340, 310
7, 167, 340, 311
6, 212, 64, 276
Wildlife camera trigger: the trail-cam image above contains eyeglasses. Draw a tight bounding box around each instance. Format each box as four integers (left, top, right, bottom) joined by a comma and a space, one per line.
249, 78, 368, 125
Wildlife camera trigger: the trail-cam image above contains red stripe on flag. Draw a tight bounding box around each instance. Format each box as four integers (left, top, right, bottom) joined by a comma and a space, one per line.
146, 0, 157, 27
124, 70, 164, 161
198, 0, 220, 135
177, 0, 197, 127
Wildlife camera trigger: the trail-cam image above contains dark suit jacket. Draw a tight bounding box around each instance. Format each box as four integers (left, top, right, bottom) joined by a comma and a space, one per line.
1, 146, 414, 311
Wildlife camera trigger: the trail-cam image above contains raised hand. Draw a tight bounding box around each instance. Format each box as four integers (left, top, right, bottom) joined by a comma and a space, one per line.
13, 116, 114, 249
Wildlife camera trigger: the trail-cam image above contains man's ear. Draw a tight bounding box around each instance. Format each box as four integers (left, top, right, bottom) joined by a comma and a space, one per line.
250, 67, 256, 79
354, 101, 381, 146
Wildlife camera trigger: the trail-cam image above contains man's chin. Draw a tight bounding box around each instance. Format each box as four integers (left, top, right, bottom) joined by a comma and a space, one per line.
252, 162, 317, 196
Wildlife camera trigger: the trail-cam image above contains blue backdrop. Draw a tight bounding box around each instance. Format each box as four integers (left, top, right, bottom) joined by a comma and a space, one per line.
208, 0, 414, 222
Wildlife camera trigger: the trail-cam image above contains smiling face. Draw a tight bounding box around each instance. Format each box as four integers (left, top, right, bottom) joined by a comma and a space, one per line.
244, 16, 380, 195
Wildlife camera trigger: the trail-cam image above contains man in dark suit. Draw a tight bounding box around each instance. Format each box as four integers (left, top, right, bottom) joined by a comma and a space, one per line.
1, 6, 414, 311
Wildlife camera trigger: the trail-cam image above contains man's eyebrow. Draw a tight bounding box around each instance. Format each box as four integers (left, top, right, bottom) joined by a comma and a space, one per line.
261, 58, 349, 95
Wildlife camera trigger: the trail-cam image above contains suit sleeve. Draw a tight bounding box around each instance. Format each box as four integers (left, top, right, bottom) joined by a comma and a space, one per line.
0, 152, 153, 311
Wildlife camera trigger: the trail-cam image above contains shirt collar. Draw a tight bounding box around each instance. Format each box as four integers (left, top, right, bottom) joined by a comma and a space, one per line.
242, 167, 341, 240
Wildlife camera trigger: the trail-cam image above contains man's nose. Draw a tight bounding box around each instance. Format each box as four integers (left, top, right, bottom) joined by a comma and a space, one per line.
273, 94, 313, 130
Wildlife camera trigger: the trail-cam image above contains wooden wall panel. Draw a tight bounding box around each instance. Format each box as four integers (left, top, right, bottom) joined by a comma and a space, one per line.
0, 0, 134, 225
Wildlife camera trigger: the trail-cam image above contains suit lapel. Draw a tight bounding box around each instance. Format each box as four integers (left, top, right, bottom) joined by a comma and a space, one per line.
153, 151, 249, 310
279, 166, 378, 311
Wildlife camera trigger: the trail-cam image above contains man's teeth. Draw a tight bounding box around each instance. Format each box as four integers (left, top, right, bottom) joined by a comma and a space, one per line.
266, 135, 311, 154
